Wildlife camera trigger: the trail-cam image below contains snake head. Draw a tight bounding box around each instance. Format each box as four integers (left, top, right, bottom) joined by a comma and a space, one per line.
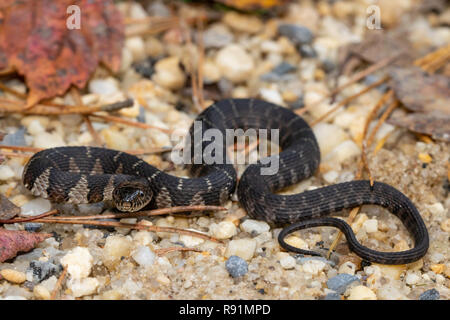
113, 180, 152, 212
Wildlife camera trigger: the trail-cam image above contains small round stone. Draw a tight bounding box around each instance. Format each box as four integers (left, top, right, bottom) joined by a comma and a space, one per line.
225, 239, 257, 261
280, 255, 296, 270
131, 245, 156, 267
240, 219, 270, 235
210, 221, 237, 240
60, 247, 93, 280
278, 23, 314, 45
0, 269, 27, 284
215, 44, 254, 83
419, 289, 440, 300
347, 285, 377, 300
225, 255, 248, 278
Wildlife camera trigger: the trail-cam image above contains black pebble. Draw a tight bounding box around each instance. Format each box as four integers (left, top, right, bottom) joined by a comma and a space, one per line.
28, 260, 63, 283
133, 57, 157, 79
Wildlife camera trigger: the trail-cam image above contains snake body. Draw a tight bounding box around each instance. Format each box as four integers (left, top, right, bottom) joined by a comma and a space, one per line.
22, 98, 429, 264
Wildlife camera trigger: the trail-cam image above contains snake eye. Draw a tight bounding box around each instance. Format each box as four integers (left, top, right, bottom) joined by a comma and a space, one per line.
113, 180, 152, 212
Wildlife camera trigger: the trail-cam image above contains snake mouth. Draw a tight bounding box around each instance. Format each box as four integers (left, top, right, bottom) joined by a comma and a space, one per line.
113, 180, 153, 212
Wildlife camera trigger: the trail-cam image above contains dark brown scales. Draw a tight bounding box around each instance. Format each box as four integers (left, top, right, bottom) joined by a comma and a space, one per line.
22, 98, 429, 264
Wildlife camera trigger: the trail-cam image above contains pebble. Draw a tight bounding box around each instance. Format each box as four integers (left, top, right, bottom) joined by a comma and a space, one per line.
313, 123, 349, 156
223, 12, 262, 34
33, 132, 66, 149
240, 219, 270, 236
0, 166, 15, 180
131, 245, 156, 267
68, 278, 99, 298
60, 247, 93, 280
102, 235, 133, 270
225, 239, 257, 261
202, 59, 222, 84
323, 292, 341, 300
26, 120, 45, 135
203, 24, 234, 49
28, 260, 62, 283
324, 140, 361, 163
24, 223, 43, 232
259, 88, 284, 105
0, 269, 27, 284
1, 127, 26, 146
323, 170, 339, 183
261, 62, 296, 82
298, 44, 317, 58
33, 285, 51, 300
88, 77, 120, 96
125, 37, 146, 62
20, 198, 52, 217
405, 271, 421, 285
284, 236, 309, 250
288, 96, 305, 110
363, 219, 378, 233
373, 264, 405, 280
419, 288, 440, 300
347, 285, 377, 300
209, 221, 237, 240
100, 128, 130, 150
302, 259, 327, 275
225, 255, 248, 278
133, 57, 156, 79
338, 261, 357, 275
147, 1, 170, 17
427, 202, 445, 216
280, 255, 297, 270
429, 252, 445, 264
278, 23, 314, 45
152, 56, 186, 90
215, 44, 254, 83
156, 274, 171, 285
179, 232, 205, 247
327, 274, 360, 294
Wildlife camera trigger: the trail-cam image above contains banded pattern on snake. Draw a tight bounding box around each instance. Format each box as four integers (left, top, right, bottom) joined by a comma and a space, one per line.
22, 98, 429, 264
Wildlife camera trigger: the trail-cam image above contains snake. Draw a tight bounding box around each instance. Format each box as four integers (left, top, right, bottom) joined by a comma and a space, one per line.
22, 98, 429, 264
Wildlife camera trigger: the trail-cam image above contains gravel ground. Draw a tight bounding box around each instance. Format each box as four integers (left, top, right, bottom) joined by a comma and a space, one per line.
0, 0, 449, 300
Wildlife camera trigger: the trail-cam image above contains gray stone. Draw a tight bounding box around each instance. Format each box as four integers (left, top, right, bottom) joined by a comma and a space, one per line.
225, 255, 248, 278
24, 223, 43, 232
326, 273, 360, 294
260, 62, 297, 82
278, 24, 314, 45
1, 127, 26, 146
323, 292, 341, 300
419, 289, 440, 300
298, 44, 317, 58
28, 260, 63, 283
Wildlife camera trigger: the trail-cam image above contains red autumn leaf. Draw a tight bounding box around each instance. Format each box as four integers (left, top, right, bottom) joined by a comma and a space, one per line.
0, 227, 51, 262
0, 0, 124, 107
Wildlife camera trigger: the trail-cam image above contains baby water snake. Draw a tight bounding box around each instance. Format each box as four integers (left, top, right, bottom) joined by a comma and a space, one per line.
23, 98, 429, 264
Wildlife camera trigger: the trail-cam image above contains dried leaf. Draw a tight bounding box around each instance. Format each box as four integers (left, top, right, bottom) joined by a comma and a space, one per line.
0, 0, 124, 107
343, 31, 414, 67
0, 194, 20, 220
388, 111, 450, 142
0, 228, 51, 262
389, 67, 450, 115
